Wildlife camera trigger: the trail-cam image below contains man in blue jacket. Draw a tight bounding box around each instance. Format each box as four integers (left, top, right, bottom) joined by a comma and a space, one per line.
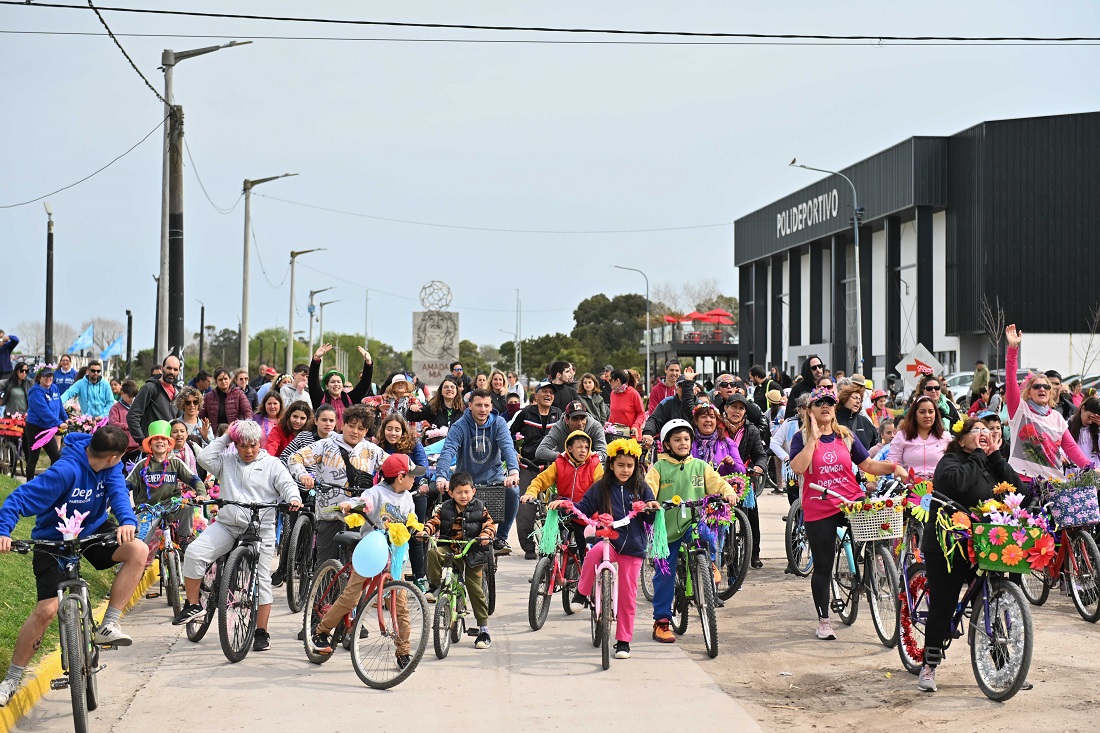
0, 426, 146, 707
0, 330, 18, 381
435, 388, 520, 554
61, 359, 114, 418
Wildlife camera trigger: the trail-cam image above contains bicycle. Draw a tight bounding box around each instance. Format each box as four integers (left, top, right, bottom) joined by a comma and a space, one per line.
285, 487, 318, 614
895, 489, 1034, 701
808, 483, 901, 648
784, 497, 813, 577
527, 498, 583, 630
301, 529, 362, 662
11, 532, 118, 733
134, 497, 190, 618
1018, 502, 1100, 623
429, 537, 491, 658
472, 483, 502, 614
660, 494, 725, 659
0, 414, 25, 477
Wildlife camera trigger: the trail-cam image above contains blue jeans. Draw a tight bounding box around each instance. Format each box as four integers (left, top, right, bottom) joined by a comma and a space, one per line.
495, 484, 520, 543
652, 536, 684, 621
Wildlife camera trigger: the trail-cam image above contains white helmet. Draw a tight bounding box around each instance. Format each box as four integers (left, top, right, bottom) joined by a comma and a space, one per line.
660, 418, 693, 444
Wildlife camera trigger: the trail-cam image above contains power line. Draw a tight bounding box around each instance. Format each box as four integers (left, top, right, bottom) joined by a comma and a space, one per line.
0, 114, 167, 208
85, 1, 167, 105
249, 219, 290, 289
254, 193, 732, 235
183, 138, 243, 214
3, 29, 1096, 46
7, 2, 1100, 42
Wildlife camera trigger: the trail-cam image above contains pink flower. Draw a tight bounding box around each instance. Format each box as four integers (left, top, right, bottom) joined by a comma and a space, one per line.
988, 526, 1009, 546
1003, 492, 1024, 514
1012, 529, 1028, 545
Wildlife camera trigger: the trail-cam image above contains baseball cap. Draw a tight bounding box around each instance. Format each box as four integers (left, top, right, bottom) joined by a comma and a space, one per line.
379, 453, 427, 480
602, 364, 614, 372
566, 400, 588, 417
534, 380, 556, 393
263, 366, 278, 376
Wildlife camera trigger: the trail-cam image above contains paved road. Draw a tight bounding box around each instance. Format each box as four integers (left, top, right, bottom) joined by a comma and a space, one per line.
15, 530, 766, 732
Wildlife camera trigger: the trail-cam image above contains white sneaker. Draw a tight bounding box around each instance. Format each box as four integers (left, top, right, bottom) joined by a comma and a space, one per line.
816, 618, 836, 640
93, 621, 133, 647
917, 665, 937, 692
0, 678, 20, 707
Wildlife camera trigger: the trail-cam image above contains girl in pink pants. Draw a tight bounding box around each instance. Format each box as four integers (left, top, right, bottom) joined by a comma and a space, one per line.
553, 438, 659, 659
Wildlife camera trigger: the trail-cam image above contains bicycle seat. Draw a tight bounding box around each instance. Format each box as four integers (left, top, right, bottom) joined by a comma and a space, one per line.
335, 531, 361, 547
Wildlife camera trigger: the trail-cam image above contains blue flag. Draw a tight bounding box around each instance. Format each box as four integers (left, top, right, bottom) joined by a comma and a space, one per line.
100, 334, 124, 359
68, 323, 94, 353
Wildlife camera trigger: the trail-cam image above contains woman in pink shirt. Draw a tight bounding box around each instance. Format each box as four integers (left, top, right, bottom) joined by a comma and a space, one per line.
891, 396, 951, 480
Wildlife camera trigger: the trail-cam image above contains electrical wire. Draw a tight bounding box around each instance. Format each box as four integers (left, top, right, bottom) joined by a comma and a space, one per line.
0, 114, 167, 208
86, 1, 168, 105
183, 138, 243, 214
254, 193, 732, 235
249, 219, 290, 289
7, 2, 1099, 43
3, 29, 1096, 46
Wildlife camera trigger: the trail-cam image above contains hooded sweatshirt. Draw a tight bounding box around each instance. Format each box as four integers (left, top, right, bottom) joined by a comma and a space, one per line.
52, 367, 78, 396
644, 453, 735, 541
196, 434, 301, 530
288, 434, 386, 521
534, 416, 608, 464
434, 409, 519, 484
27, 381, 66, 428
62, 377, 115, 419
348, 479, 416, 537
787, 357, 823, 405
0, 432, 137, 540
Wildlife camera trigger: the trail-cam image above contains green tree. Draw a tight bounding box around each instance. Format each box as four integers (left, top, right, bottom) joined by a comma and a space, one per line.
500, 333, 590, 380
570, 293, 647, 373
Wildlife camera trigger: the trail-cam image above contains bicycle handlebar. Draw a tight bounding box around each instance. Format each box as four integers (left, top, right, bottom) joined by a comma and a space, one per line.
11, 531, 117, 555
659, 494, 727, 510
428, 537, 486, 558
554, 499, 651, 531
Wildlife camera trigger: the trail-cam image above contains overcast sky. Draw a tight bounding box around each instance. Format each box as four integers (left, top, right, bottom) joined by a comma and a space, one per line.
2, 1, 1098, 356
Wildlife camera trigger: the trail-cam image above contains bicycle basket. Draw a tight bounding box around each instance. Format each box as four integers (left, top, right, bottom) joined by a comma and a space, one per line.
1048, 484, 1100, 529
844, 501, 904, 543
0, 416, 24, 437
971, 523, 1047, 575
478, 485, 508, 526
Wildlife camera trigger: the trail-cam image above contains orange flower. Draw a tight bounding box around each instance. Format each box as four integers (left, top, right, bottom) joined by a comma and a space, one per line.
1001, 544, 1026, 566
951, 512, 972, 530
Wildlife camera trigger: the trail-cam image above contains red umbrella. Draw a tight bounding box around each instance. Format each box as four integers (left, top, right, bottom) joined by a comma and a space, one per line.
710, 316, 734, 325
662, 315, 680, 323
683, 311, 706, 321
704, 308, 733, 318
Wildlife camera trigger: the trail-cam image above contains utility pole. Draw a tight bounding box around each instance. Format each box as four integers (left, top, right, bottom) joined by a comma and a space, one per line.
167, 105, 186, 359
306, 286, 333, 356
318, 300, 339, 348
287, 248, 324, 373
241, 172, 297, 369
196, 299, 206, 372
43, 202, 55, 363
125, 310, 133, 377
152, 274, 160, 357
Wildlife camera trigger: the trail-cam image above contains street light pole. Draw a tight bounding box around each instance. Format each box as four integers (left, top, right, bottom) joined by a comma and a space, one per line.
196, 299, 206, 372
241, 172, 297, 369
43, 202, 55, 364
317, 300, 339, 348
158, 40, 251, 362
790, 159, 863, 371
287, 248, 324, 373
614, 265, 651, 391
307, 287, 333, 356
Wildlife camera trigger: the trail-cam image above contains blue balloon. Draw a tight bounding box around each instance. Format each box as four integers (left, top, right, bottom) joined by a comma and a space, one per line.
352, 530, 389, 578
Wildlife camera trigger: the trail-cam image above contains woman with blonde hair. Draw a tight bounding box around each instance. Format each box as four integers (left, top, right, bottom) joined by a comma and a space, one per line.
488, 370, 510, 415
835, 380, 878, 452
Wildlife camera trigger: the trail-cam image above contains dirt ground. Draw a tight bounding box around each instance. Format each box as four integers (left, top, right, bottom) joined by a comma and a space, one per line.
677, 492, 1100, 732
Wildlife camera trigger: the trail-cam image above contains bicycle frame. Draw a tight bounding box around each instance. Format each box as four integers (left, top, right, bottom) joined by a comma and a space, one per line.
591, 535, 621, 627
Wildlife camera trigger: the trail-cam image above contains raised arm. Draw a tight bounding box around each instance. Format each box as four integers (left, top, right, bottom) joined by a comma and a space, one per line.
1005, 324, 1022, 417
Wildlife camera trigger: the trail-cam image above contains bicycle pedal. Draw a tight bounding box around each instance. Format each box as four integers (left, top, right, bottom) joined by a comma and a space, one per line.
50, 678, 69, 690
465, 628, 480, 637
145, 592, 161, 599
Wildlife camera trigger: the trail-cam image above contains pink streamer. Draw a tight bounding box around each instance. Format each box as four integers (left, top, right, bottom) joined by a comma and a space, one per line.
31, 427, 59, 451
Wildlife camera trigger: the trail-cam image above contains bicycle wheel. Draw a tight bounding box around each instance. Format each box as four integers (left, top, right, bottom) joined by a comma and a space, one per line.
717, 509, 752, 600
218, 545, 259, 663
868, 545, 900, 648
60, 597, 89, 733
164, 545, 183, 618
897, 562, 928, 675
599, 568, 613, 670
831, 539, 859, 625
528, 557, 553, 630
302, 559, 345, 664
1019, 566, 1051, 606
693, 552, 719, 658
350, 578, 429, 690
286, 514, 315, 614
590, 589, 601, 647
671, 563, 690, 635
0, 438, 18, 477
1068, 530, 1100, 623
484, 556, 497, 616
433, 591, 453, 659
186, 560, 219, 643
85, 643, 99, 713
562, 552, 581, 615
969, 577, 1033, 702
641, 558, 656, 601
785, 498, 812, 577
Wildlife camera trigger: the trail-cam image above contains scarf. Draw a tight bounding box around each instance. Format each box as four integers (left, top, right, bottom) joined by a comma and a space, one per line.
613, 384, 627, 395
1026, 399, 1051, 416
695, 430, 721, 464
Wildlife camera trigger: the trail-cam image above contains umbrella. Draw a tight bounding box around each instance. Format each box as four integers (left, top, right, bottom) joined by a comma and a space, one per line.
662, 315, 680, 323
682, 311, 706, 321
704, 308, 733, 318
710, 316, 734, 325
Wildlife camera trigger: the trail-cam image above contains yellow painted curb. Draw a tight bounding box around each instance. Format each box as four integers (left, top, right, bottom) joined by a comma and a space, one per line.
0, 562, 160, 733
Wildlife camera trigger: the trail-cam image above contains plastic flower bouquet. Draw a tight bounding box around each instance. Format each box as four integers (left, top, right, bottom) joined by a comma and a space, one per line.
839, 496, 904, 542
965, 491, 1054, 574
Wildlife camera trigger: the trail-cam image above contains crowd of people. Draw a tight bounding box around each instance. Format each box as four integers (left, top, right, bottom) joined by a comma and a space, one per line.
0, 321, 1097, 704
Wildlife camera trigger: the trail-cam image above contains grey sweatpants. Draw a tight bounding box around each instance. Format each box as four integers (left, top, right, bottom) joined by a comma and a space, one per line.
182, 519, 277, 605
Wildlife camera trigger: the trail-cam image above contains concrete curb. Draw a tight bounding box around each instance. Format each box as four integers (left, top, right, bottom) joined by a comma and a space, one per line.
0, 562, 160, 733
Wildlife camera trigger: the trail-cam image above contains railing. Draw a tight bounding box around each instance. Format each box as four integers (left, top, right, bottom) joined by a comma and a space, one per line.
647, 324, 738, 346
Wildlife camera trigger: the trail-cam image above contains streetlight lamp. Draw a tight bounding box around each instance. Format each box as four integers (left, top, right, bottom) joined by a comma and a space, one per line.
43, 201, 55, 363
614, 265, 651, 391
240, 172, 298, 369
287, 248, 324, 373
790, 159, 864, 371
307, 287, 334, 356
317, 300, 340, 348
157, 40, 251, 362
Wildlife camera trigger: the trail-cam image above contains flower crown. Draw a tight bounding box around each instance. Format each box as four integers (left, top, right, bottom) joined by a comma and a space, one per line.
951, 419, 966, 434
607, 438, 642, 459
808, 387, 837, 403
916, 364, 935, 376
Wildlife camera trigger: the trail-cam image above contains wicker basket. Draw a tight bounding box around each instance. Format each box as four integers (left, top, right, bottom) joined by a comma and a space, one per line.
1049, 485, 1100, 529
847, 505, 905, 542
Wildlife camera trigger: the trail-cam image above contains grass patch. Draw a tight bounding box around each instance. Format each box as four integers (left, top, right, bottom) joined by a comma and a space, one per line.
0, 476, 114, 670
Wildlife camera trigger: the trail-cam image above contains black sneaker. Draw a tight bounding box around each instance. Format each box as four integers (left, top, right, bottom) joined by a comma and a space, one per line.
296, 628, 305, 641
492, 539, 511, 556
524, 550, 536, 560
614, 641, 631, 659
474, 631, 492, 649
252, 628, 270, 652
271, 569, 286, 588
310, 631, 333, 654
172, 603, 205, 626
751, 556, 764, 569
571, 590, 590, 608
396, 654, 411, 670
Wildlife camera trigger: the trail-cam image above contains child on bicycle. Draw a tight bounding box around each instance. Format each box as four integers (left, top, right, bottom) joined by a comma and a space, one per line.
554, 438, 659, 659
645, 419, 737, 643
418, 471, 496, 649
309, 452, 420, 668
520, 430, 604, 566
0, 426, 146, 706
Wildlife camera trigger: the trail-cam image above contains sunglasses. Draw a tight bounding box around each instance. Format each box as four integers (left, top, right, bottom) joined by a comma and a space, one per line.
810, 364, 824, 371
812, 399, 836, 407
88, 369, 101, 374
453, 367, 463, 372
16, 368, 27, 373
924, 385, 942, 392
1031, 383, 1051, 391
717, 381, 734, 389
184, 399, 201, 405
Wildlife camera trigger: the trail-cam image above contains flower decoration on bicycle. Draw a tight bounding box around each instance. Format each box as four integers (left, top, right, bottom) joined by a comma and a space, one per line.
906, 479, 934, 523
54, 503, 88, 540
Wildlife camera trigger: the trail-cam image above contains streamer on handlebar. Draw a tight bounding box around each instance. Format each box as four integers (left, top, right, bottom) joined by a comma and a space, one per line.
544, 499, 668, 563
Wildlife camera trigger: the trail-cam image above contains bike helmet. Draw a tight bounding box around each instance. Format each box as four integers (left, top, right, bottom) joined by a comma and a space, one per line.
660, 418, 693, 444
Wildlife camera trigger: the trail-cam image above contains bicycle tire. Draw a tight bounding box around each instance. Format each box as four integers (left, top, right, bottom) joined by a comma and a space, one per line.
528, 557, 554, 630
484, 557, 497, 616
589, 591, 601, 647
85, 644, 99, 713
868, 545, 900, 648
433, 592, 452, 659
785, 498, 812, 577
218, 545, 259, 663
1018, 566, 1051, 606
562, 552, 581, 615
671, 559, 690, 636
186, 561, 218, 643
165, 545, 183, 618
641, 558, 655, 601
450, 591, 464, 645
969, 577, 1033, 702
717, 508, 752, 600
694, 553, 719, 658
0, 438, 18, 477
599, 568, 613, 670
286, 514, 315, 614
831, 538, 859, 625
302, 559, 345, 664
1068, 530, 1100, 623
60, 596, 89, 733
897, 561, 928, 675
351, 578, 429, 690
